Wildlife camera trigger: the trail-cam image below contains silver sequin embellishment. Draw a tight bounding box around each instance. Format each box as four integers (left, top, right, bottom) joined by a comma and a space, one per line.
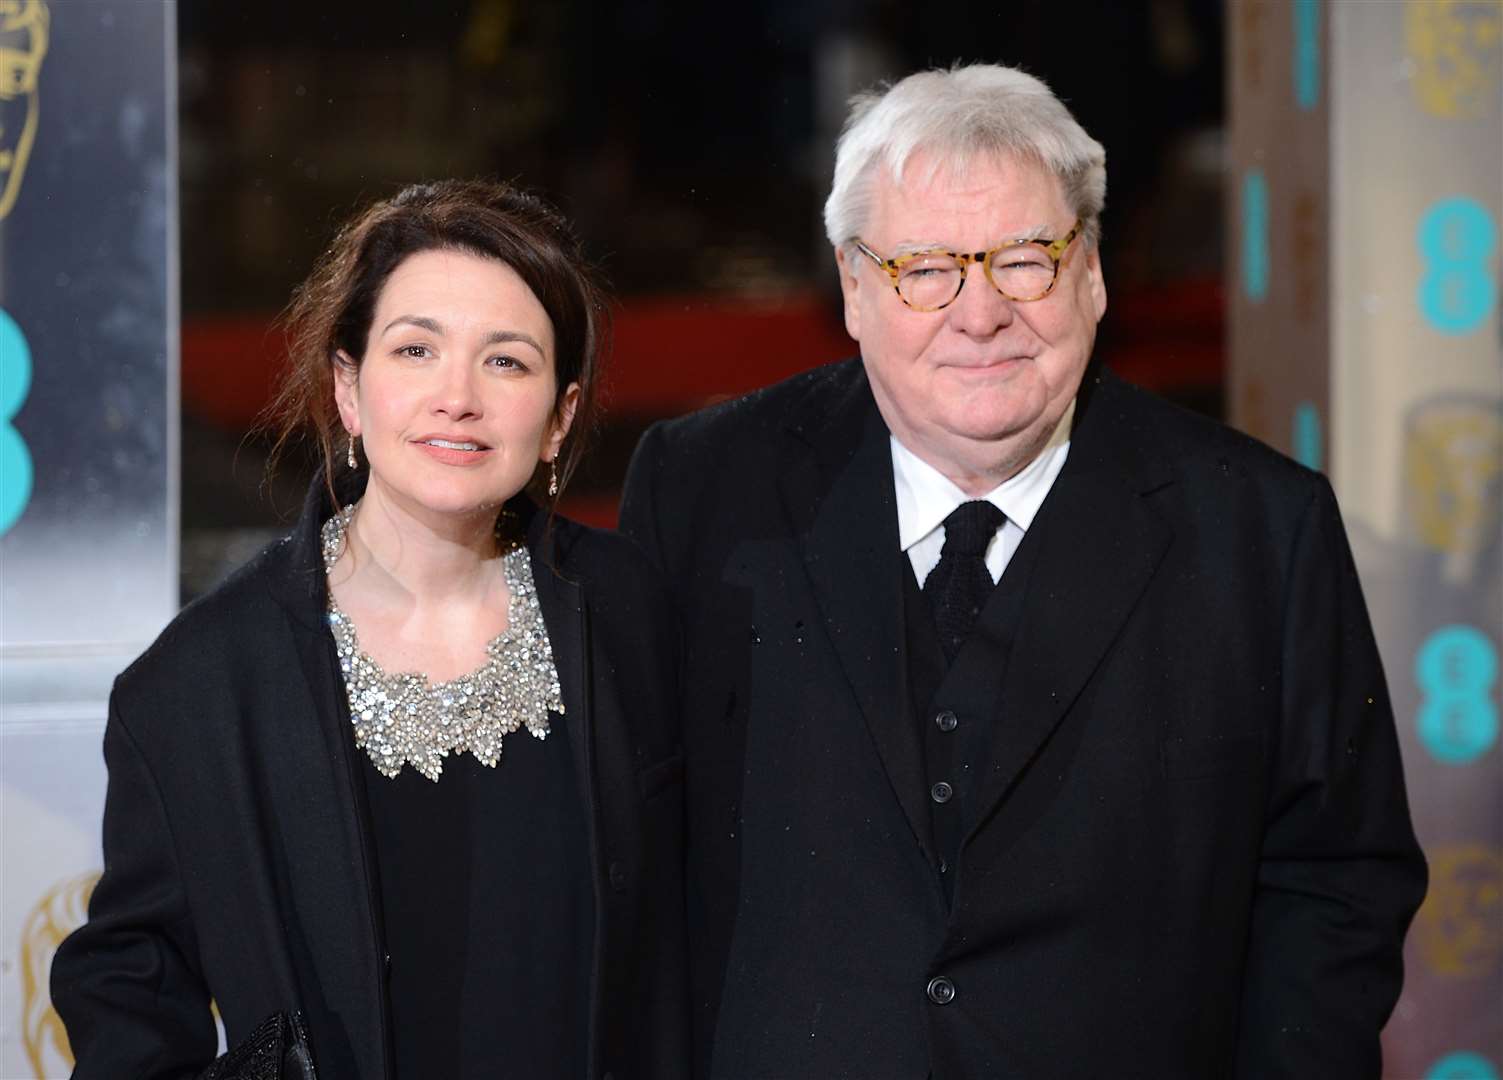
321, 505, 563, 782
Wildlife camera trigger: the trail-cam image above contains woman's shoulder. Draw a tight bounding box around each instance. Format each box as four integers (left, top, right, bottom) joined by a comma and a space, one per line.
548, 515, 659, 578
116, 533, 309, 705
541, 515, 672, 622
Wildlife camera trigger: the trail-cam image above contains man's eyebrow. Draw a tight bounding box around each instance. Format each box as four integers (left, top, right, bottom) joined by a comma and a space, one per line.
889, 224, 1055, 257
891, 240, 950, 257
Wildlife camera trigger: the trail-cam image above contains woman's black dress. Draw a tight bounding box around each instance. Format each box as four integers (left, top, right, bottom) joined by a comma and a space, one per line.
361, 725, 593, 1079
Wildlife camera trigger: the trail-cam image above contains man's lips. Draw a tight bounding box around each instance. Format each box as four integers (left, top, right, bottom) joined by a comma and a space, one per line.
941, 355, 1032, 372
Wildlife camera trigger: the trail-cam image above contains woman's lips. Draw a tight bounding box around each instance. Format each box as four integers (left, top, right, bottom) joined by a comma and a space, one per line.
413, 438, 493, 466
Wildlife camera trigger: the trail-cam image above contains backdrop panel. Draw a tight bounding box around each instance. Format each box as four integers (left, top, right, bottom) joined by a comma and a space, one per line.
1229, 3, 1502, 1076
0, 3, 178, 1076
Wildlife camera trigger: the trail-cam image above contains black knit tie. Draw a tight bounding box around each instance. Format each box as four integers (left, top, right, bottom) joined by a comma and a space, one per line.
924, 500, 1005, 662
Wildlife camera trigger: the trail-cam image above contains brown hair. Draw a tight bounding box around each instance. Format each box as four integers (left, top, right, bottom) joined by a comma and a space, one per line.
266, 179, 609, 506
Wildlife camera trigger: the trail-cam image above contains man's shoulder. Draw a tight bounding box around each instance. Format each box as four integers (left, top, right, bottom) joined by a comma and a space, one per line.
1092, 369, 1321, 493
1094, 372, 1316, 474
648, 357, 863, 451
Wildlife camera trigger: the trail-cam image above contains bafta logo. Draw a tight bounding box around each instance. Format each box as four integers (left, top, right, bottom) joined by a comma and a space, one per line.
1414, 844, 1503, 979
1406, 0, 1503, 119
0, 0, 47, 219
1404, 398, 1503, 584
20, 870, 98, 1078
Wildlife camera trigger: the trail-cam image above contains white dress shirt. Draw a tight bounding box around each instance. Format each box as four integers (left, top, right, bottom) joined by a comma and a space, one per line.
892, 399, 1075, 588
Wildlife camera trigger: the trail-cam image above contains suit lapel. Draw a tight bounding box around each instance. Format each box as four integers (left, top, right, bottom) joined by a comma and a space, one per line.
965, 371, 1175, 841
778, 363, 929, 850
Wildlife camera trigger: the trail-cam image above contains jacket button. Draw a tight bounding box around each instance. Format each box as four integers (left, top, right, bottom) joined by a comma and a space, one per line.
927, 975, 956, 1005
934, 709, 958, 732
608, 860, 628, 893
930, 781, 953, 804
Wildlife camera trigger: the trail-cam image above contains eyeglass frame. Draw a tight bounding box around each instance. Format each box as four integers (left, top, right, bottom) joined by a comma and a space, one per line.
852, 219, 1084, 311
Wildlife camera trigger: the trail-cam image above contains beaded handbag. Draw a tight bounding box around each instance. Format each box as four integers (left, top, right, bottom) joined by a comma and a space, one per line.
198, 1010, 318, 1080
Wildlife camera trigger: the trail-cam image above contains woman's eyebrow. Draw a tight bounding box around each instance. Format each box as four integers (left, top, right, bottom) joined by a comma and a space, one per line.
381, 314, 444, 336
478, 329, 543, 352
380, 319, 542, 355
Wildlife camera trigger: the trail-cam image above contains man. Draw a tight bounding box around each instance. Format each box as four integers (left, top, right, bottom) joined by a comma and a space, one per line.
621, 64, 1425, 1079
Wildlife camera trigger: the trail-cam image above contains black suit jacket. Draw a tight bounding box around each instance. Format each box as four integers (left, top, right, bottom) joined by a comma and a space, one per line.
52, 478, 688, 1080
619, 358, 1426, 1080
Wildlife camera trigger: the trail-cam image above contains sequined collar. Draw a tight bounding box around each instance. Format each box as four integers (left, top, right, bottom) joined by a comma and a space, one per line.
320, 504, 566, 782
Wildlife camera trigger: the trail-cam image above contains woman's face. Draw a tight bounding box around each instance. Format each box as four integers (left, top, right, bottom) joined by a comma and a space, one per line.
333, 248, 578, 525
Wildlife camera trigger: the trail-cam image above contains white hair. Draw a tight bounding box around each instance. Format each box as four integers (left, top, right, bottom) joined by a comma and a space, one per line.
823, 64, 1107, 251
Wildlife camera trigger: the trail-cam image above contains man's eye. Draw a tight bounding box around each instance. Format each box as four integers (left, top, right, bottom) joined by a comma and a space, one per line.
901, 260, 958, 278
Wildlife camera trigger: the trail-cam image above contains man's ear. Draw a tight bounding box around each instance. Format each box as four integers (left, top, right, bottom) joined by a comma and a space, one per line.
1084, 246, 1108, 322
332, 350, 361, 435
834, 245, 864, 344
544, 382, 581, 462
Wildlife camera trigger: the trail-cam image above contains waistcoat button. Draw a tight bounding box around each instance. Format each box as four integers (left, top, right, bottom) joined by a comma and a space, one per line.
927, 976, 956, 1005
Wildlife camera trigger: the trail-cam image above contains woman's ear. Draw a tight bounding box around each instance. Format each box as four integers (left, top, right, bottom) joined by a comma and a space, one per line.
544, 382, 581, 462
331, 350, 361, 435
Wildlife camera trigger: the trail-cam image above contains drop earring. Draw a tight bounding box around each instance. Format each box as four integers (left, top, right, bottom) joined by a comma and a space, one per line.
548, 460, 559, 498
347, 435, 357, 470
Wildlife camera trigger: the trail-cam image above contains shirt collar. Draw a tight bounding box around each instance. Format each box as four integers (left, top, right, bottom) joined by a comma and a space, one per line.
892, 397, 1075, 553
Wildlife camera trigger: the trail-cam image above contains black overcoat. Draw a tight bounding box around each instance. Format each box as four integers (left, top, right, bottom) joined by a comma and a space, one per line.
52, 478, 688, 1080
619, 358, 1426, 1080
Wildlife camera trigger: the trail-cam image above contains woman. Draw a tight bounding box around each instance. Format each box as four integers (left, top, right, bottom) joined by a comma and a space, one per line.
51, 180, 687, 1079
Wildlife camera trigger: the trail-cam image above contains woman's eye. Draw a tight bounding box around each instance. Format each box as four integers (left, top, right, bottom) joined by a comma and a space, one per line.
397, 344, 429, 359
488, 354, 526, 371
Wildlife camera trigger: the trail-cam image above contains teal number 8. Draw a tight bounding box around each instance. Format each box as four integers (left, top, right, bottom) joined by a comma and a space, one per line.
1427, 1051, 1500, 1080
1416, 625, 1499, 765
1417, 198, 1498, 335
0, 308, 34, 536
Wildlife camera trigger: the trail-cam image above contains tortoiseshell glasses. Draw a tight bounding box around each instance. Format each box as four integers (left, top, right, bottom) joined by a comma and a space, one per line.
854, 219, 1084, 311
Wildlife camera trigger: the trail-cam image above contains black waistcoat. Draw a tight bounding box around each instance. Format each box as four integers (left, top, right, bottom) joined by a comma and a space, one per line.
902, 536, 1041, 904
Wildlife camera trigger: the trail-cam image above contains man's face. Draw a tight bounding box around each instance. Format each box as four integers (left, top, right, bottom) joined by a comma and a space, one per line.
837, 151, 1106, 481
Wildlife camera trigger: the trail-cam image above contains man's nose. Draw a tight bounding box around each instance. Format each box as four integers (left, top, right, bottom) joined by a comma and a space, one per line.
947, 260, 1015, 334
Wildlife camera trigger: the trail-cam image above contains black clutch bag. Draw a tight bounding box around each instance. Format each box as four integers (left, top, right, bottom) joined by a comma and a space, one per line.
198, 1010, 318, 1080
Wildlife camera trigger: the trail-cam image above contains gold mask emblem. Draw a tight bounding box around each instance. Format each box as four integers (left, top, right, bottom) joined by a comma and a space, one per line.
1413, 844, 1503, 978
1403, 399, 1503, 582
1406, 0, 1503, 119
0, 0, 48, 219
19, 870, 98, 1078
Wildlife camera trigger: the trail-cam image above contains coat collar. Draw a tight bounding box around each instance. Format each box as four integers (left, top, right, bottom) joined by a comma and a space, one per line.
778, 362, 929, 851
961, 366, 1175, 845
